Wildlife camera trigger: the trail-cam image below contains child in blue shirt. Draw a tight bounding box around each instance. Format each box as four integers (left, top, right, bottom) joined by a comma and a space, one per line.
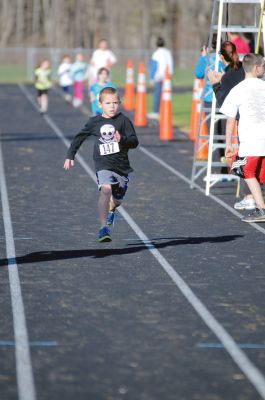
90, 67, 116, 115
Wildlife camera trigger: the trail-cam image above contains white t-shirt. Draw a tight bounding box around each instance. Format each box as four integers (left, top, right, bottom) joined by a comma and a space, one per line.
91, 49, 117, 72
57, 62, 73, 86
220, 78, 265, 156
151, 47, 174, 82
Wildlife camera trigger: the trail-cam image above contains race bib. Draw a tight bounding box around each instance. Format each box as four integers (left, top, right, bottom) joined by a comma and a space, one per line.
99, 141, 120, 156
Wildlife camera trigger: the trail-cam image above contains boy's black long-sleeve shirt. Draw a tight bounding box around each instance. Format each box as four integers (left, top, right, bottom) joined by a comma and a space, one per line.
67, 112, 139, 176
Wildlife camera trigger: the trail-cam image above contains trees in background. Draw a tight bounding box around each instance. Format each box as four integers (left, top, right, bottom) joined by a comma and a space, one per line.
0, 0, 209, 50
0, 0, 254, 54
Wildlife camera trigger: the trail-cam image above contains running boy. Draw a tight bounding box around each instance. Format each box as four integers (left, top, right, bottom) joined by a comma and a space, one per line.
64, 87, 139, 241
221, 53, 265, 223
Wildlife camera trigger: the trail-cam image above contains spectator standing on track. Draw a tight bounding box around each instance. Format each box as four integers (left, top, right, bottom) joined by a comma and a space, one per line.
195, 35, 225, 112
64, 87, 139, 242
71, 53, 87, 108
221, 53, 265, 223
89, 39, 117, 87
34, 59, 52, 115
90, 67, 116, 116
207, 41, 255, 211
195, 35, 225, 169
148, 36, 174, 120
57, 55, 73, 103
208, 41, 245, 108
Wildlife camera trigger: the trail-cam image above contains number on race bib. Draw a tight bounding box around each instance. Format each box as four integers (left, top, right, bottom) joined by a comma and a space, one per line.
99, 141, 120, 156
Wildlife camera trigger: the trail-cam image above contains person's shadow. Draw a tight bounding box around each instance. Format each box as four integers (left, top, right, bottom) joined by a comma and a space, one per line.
0, 235, 243, 267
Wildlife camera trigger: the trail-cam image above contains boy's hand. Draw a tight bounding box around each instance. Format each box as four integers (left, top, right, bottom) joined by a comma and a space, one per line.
225, 145, 234, 158
64, 159, 74, 170
114, 130, 121, 142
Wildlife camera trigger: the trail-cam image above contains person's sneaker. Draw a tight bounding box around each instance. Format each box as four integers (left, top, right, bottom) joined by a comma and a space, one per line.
106, 211, 115, 226
234, 197, 256, 210
241, 208, 265, 223
147, 112, 159, 120
98, 226, 112, 242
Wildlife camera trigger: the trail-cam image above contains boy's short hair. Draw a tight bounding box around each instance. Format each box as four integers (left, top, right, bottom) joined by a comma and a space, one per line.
243, 53, 265, 73
97, 67, 110, 76
99, 87, 120, 103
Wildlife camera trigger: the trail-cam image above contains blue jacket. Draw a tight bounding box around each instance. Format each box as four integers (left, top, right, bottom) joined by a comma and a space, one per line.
195, 53, 225, 103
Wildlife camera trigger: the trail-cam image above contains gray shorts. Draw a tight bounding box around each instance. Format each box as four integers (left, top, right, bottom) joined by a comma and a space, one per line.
96, 170, 129, 201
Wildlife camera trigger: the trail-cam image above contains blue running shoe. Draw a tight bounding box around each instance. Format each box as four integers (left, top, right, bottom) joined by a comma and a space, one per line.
106, 211, 115, 226
98, 226, 112, 242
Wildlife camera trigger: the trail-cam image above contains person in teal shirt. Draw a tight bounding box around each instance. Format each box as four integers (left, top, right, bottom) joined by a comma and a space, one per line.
195, 37, 225, 104
90, 67, 116, 115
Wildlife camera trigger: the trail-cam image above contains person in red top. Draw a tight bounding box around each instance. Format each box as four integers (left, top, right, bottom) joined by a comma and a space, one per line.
228, 32, 250, 55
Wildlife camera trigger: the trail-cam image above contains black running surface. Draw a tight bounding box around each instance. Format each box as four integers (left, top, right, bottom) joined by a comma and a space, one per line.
0, 84, 265, 400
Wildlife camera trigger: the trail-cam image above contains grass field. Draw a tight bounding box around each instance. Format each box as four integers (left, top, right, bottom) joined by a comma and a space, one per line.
146, 92, 192, 132
111, 64, 194, 88
0, 64, 27, 82
0, 63, 193, 132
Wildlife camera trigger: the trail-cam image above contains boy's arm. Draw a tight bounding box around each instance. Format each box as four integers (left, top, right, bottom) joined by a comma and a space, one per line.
225, 117, 236, 158
65, 120, 93, 161
219, 86, 239, 157
119, 118, 139, 149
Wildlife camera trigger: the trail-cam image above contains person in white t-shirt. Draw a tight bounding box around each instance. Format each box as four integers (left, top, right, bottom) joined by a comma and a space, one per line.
148, 37, 174, 119
89, 39, 117, 87
220, 53, 265, 223
57, 55, 73, 103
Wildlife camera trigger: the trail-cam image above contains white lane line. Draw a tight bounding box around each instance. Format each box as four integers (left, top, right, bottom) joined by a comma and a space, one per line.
0, 136, 36, 400
19, 83, 265, 399
139, 146, 265, 235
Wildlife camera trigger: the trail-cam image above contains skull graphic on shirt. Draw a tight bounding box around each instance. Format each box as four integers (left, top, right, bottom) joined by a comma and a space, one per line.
99, 124, 115, 143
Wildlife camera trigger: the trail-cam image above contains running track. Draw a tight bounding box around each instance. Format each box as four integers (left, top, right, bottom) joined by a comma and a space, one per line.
0, 84, 265, 400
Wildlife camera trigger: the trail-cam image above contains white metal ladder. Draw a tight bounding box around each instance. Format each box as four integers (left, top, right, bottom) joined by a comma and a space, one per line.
190, 0, 264, 195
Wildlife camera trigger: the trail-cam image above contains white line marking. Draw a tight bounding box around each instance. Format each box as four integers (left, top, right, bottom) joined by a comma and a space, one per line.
0, 136, 36, 400
19, 84, 265, 399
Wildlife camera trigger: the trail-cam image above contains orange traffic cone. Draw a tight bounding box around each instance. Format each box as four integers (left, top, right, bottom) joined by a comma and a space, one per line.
159, 67, 173, 141
134, 62, 147, 126
189, 77, 200, 140
195, 106, 208, 160
191, 78, 205, 142
123, 59, 135, 111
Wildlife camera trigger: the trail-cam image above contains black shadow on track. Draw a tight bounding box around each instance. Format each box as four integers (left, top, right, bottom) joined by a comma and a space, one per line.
0, 235, 243, 267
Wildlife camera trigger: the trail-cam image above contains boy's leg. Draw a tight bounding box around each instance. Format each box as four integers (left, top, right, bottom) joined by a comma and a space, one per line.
109, 195, 121, 212
98, 184, 112, 227
243, 157, 265, 209
40, 93, 48, 113
106, 196, 121, 226
107, 176, 129, 226
244, 178, 265, 209
37, 93, 41, 107
240, 157, 265, 222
